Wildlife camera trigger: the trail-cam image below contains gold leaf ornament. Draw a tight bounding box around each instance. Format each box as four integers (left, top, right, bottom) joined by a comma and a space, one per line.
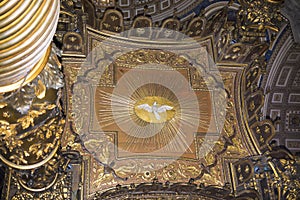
35, 80, 47, 99
17, 110, 46, 129
29, 143, 44, 159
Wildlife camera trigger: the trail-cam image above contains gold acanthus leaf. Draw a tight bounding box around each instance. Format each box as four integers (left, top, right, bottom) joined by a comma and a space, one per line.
35, 79, 47, 99
0, 120, 17, 140
17, 110, 46, 129
29, 143, 44, 160
16, 104, 58, 129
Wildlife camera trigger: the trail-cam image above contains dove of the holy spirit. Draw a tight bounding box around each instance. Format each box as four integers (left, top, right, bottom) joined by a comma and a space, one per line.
137, 102, 173, 120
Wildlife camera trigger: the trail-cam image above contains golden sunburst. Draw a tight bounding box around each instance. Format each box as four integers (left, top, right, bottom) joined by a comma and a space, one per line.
95, 66, 212, 158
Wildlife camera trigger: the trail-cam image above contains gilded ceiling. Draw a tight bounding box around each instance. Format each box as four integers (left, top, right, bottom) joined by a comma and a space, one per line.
0, 0, 300, 200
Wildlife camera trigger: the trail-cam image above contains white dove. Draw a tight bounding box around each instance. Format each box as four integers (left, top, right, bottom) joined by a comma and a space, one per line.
137, 102, 173, 120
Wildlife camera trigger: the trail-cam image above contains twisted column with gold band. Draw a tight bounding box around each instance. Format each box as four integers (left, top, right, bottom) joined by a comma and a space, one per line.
0, 0, 68, 197
0, 0, 59, 92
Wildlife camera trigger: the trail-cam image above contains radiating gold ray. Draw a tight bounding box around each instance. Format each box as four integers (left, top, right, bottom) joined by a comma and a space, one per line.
95, 67, 211, 157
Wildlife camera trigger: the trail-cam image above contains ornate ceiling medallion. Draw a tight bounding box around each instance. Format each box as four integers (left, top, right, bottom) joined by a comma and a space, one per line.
95, 64, 202, 157
69, 27, 235, 192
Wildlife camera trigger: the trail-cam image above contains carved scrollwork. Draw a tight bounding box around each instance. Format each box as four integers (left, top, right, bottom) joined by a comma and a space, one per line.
238, 0, 285, 43
115, 49, 190, 69
0, 102, 65, 169
9, 150, 78, 200
0, 43, 65, 169
0, 0, 294, 199
230, 145, 300, 199
94, 181, 232, 200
